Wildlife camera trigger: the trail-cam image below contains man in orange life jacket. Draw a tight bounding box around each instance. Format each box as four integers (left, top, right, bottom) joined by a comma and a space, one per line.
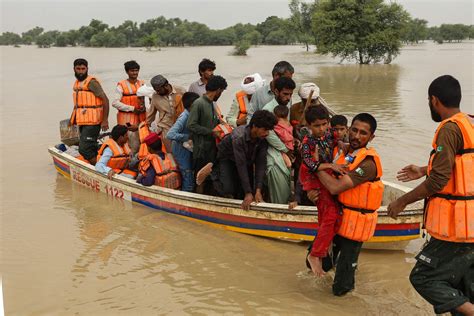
388, 75, 474, 316
70, 58, 110, 164
95, 125, 135, 179
306, 113, 384, 296
112, 60, 145, 154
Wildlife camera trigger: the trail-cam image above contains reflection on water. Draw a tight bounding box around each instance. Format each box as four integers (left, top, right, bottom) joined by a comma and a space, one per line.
2, 42, 472, 314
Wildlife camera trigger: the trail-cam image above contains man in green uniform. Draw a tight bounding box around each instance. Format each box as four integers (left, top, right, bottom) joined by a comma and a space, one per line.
388, 75, 474, 316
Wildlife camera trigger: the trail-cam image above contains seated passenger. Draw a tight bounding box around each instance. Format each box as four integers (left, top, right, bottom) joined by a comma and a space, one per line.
166, 92, 200, 192
96, 124, 137, 179
330, 114, 349, 143
226, 73, 265, 128
137, 132, 181, 189
196, 110, 277, 210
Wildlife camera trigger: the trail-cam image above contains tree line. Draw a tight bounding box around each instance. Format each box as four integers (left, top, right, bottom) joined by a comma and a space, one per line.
1, 0, 473, 63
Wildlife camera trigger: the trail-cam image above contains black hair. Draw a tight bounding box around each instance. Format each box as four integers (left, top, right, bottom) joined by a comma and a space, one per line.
124, 60, 140, 72
206, 75, 227, 92
249, 110, 278, 130
330, 115, 348, 127
428, 75, 461, 108
273, 105, 289, 118
352, 113, 377, 133
73, 58, 88, 67
111, 125, 128, 141
274, 76, 296, 92
182, 92, 200, 110
148, 138, 163, 152
305, 105, 329, 124
198, 58, 216, 76
272, 61, 294, 77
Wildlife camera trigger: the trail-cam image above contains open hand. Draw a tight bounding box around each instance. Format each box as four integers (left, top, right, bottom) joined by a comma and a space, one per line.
101, 120, 109, 132
397, 164, 425, 182
254, 189, 263, 204
107, 169, 116, 180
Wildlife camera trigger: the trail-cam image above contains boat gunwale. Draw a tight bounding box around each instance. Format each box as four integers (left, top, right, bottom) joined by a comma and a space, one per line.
48, 147, 424, 217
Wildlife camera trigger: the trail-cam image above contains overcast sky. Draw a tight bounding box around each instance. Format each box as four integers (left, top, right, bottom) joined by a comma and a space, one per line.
1, 0, 473, 33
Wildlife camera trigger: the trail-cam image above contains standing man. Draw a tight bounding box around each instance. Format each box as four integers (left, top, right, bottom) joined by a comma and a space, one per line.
246, 60, 294, 122
112, 60, 145, 153
147, 75, 186, 152
261, 76, 296, 204
388, 75, 474, 316
188, 58, 216, 96
70, 58, 109, 165
306, 113, 384, 296
187, 75, 228, 193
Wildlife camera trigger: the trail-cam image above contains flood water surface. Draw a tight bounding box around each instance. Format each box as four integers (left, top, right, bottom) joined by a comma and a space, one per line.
1, 42, 473, 315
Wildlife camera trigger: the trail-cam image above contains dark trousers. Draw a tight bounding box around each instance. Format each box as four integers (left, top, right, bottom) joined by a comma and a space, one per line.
307, 234, 363, 296
79, 125, 101, 161
409, 237, 474, 315
211, 159, 246, 199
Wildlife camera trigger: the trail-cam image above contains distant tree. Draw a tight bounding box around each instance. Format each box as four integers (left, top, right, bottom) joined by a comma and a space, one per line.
439, 24, 470, 42
289, 0, 315, 51
232, 40, 251, 56
0, 32, 22, 45
257, 16, 295, 44
312, 0, 410, 64
21, 26, 44, 44
243, 30, 263, 45
36, 31, 59, 48
402, 18, 428, 44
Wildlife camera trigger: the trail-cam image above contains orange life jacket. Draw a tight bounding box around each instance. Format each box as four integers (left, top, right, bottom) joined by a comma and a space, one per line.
425, 112, 474, 243
117, 79, 145, 125
139, 153, 181, 189
236, 91, 248, 120
213, 123, 233, 144
335, 148, 384, 242
174, 94, 184, 122
71, 76, 104, 126
137, 122, 167, 159
97, 139, 135, 176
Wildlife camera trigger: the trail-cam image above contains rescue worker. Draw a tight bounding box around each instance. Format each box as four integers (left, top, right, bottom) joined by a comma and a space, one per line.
95, 125, 136, 179
137, 132, 181, 189
112, 60, 145, 154
306, 113, 384, 296
226, 73, 265, 128
70, 58, 110, 165
388, 75, 474, 316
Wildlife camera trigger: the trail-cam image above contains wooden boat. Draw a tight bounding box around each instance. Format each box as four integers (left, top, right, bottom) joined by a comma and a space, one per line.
49, 146, 424, 246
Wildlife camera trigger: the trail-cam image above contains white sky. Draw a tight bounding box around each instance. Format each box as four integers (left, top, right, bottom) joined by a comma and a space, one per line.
1, 0, 473, 33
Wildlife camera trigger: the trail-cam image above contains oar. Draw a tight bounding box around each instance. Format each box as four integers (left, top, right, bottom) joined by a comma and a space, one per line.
300, 89, 314, 125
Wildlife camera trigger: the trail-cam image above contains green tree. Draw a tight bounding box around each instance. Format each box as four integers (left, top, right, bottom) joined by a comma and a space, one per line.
289, 0, 315, 51
0, 32, 22, 45
312, 0, 410, 64
243, 30, 263, 45
36, 31, 59, 48
232, 40, 251, 56
21, 26, 44, 44
402, 18, 428, 44
439, 24, 470, 42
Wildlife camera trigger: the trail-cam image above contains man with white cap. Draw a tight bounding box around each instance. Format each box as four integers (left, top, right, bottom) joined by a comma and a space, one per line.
290, 82, 321, 129
226, 73, 265, 128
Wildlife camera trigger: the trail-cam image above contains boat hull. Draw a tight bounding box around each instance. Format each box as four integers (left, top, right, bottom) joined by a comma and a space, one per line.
50, 147, 423, 244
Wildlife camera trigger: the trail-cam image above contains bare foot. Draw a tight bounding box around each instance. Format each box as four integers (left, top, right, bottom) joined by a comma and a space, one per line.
196, 162, 213, 186
307, 254, 325, 277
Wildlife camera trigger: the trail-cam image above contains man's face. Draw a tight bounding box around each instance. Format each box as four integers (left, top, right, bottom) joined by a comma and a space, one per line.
252, 126, 270, 139
275, 88, 294, 106
74, 64, 88, 81
157, 83, 171, 96
332, 125, 348, 140
348, 120, 374, 150
127, 68, 139, 81
308, 118, 329, 138
201, 69, 214, 81
213, 89, 224, 102
118, 133, 129, 146
429, 96, 442, 122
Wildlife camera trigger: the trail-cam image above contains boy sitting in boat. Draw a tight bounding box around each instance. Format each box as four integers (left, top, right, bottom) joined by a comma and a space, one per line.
299, 105, 347, 276
95, 125, 138, 179
137, 132, 181, 189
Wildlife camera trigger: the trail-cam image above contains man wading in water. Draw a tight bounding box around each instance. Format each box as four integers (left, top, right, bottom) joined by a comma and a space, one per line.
388, 75, 474, 316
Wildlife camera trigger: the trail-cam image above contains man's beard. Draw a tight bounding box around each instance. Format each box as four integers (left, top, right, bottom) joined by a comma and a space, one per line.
429, 101, 442, 122
75, 72, 88, 81
276, 97, 289, 106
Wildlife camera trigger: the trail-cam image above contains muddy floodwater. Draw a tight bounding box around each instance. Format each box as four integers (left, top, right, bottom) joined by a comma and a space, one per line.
1, 42, 473, 315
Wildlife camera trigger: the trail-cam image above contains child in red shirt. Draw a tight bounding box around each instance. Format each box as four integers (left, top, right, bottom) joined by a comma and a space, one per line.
299, 105, 347, 276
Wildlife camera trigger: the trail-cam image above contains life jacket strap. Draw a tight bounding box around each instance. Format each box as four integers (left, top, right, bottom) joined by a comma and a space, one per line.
340, 204, 376, 214
432, 193, 474, 201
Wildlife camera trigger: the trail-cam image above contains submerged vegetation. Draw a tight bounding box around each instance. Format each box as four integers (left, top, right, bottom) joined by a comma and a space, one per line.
1, 0, 472, 64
